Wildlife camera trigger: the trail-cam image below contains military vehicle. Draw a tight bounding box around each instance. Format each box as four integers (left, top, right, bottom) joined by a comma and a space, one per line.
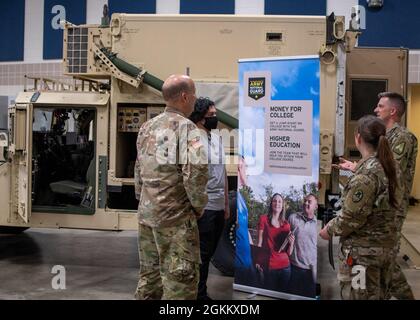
0, 13, 408, 272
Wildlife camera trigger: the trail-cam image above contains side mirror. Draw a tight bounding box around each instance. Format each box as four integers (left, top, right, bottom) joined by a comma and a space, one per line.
0, 131, 8, 147
0, 131, 8, 162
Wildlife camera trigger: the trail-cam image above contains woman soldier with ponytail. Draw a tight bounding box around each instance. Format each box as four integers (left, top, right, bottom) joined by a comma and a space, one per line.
320, 115, 402, 300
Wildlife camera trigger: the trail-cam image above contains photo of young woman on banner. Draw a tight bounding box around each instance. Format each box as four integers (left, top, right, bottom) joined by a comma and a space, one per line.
234, 56, 320, 300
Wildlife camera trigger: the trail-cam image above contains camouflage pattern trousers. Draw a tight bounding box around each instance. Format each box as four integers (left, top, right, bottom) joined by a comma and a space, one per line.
339, 245, 395, 300
135, 215, 200, 300
387, 215, 415, 300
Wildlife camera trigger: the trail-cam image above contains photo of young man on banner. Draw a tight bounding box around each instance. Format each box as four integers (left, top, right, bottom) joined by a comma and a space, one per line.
234, 56, 320, 300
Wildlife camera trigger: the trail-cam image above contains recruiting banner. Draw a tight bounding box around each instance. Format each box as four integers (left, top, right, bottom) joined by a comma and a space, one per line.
43, 0, 86, 60
0, 1, 25, 62
108, 0, 156, 15
234, 56, 320, 300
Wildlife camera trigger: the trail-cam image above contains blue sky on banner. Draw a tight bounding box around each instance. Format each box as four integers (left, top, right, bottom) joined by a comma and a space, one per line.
43, 0, 86, 60
238, 57, 320, 198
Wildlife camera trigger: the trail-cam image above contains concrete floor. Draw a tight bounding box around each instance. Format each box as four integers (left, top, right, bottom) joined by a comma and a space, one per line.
1, 210, 420, 300
403, 205, 420, 254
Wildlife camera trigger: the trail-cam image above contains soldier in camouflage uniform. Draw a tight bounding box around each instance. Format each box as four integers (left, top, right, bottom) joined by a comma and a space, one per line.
134, 74, 209, 300
374, 92, 418, 300
320, 115, 402, 300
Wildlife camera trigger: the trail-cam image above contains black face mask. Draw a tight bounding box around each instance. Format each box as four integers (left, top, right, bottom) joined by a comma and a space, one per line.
204, 116, 218, 131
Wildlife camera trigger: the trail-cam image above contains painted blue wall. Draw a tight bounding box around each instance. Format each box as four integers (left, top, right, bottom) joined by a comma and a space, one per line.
108, 0, 156, 15
180, 0, 235, 14
265, 0, 326, 15
358, 0, 420, 49
0, 1, 25, 61
43, 0, 87, 60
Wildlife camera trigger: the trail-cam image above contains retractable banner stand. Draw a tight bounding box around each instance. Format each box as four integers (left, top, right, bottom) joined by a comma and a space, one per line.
234, 56, 320, 300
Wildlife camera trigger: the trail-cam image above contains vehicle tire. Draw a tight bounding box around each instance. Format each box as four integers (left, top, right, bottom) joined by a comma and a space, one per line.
211, 191, 237, 276
0, 226, 29, 234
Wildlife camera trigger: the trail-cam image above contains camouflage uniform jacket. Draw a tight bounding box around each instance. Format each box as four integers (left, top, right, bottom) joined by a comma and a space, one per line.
134, 107, 209, 228
386, 122, 418, 211
327, 155, 400, 248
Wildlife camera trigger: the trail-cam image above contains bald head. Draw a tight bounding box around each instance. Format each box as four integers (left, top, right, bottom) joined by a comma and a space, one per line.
162, 75, 196, 117
162, 75, 194, 101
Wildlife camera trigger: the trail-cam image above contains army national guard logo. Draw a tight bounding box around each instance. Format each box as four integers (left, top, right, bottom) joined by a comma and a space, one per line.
248, 77, 266, 100
393, 142, 406, 156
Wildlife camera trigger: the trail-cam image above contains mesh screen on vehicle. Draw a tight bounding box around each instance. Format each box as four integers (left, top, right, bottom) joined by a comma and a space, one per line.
66, 27, 89, 74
